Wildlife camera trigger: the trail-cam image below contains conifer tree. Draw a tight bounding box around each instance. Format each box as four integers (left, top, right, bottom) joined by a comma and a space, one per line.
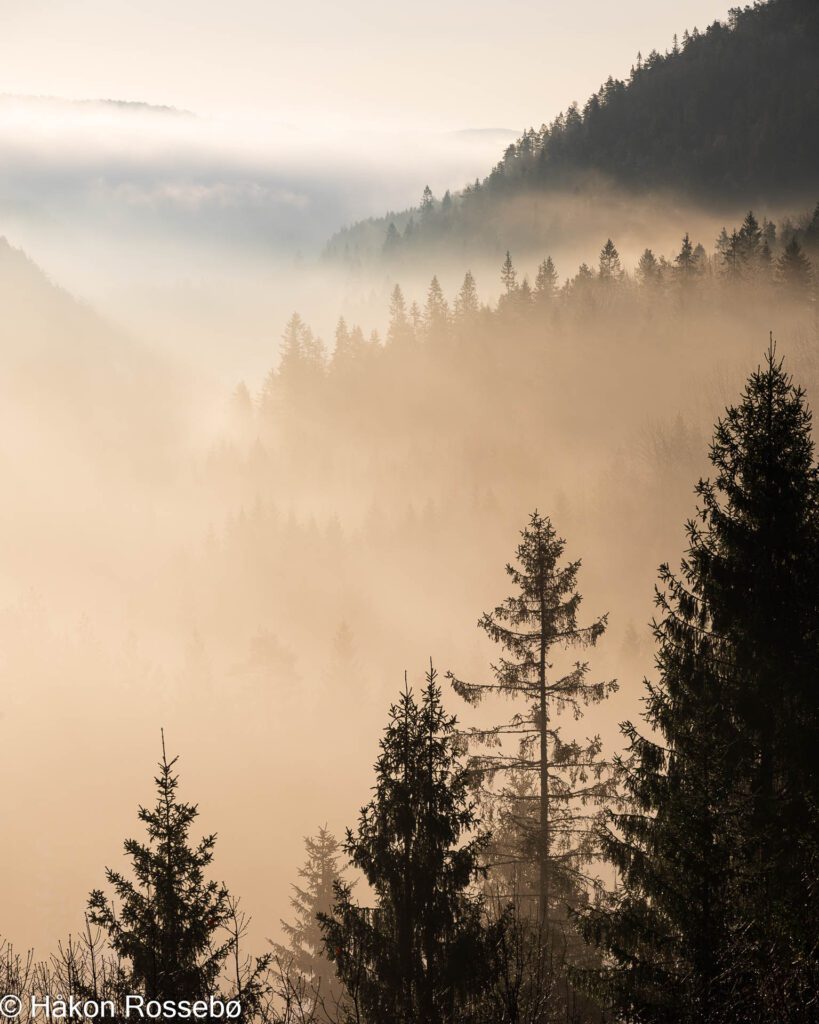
319, 666, 495, 1024
423, 276, 450, 340
581, 346, 819, 1024
387, 285, 413, 347
454, 271, 480, 322
636, 249, 661, 287
448, 512, 616, 927
331, 317, 350, 367
674, 233, 697, 279
87, 738, 235, 1004
598, 239, 622, 282
272, 828, 347, 1021
737, 209, 762, 268
534, 256, 558, 301
500, 251, 517, 294
274, 313, 326, 405
721, 229, 743, 280
383, 222, 400, 255
409, 300, 423, 335
776, 237, 813, 297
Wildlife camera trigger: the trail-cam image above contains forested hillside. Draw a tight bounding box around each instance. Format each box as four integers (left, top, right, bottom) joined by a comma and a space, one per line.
326, 0, 819, 265
3, 208, 816, 1023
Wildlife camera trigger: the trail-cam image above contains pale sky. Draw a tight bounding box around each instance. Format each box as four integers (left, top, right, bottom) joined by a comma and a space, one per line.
2, 0, 740, 130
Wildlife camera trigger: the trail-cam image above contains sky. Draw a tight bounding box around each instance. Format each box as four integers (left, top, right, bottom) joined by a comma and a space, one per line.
0, 0, 743, 357
2, 1, 740, 130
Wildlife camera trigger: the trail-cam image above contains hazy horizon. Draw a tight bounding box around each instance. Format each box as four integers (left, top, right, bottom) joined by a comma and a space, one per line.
0, 3, 816, 1018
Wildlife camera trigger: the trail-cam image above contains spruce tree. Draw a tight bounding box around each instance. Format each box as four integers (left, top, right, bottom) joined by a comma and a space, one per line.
448, 512, 616, 927
581, 346, 819, 1024
319, 666, 495, 1024
501, 251, 517, 294
87, 738, 234, 1004
534, 256, 558, 301
737, 210, 762, 269
387, 284, 413, 346
637, 249, 661, 287
776, 237, 813, 297
674, 233, 697, 280
272, 827, 347, 1021
423, 276, 450, 341
454, 271, 480, 321
598, 239, 622, 282
383, 222, 400, 255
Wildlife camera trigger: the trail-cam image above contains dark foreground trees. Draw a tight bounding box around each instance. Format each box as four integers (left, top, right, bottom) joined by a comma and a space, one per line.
580, 345, 819, 1024
88, 736, 270, 1017
318, 666, 498, 1024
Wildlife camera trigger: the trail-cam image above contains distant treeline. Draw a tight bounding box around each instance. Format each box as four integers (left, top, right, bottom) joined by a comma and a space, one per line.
4, 345, 819, 1024
325, 0, 819, 264
277, 207, 818, 399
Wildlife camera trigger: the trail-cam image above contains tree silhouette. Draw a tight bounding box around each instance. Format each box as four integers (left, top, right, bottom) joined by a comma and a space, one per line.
87, 736, 234, 1003
319, 666, 495, 1024
582, 346, 819, 1024
448, 512, 616, 927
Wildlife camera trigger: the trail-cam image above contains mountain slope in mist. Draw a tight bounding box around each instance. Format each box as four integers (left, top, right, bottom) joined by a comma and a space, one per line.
0, 236, 180, 463
326, 0, 819, 265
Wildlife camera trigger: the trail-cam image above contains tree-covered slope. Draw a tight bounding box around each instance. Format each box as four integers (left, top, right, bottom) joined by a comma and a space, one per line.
325, 0, 819, 264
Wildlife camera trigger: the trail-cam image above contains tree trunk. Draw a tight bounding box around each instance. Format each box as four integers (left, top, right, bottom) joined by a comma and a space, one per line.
539, 571, 549, 927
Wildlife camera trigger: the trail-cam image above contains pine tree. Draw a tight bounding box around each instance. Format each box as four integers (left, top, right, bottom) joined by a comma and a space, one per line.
637, 249, 662, 287
500, 251, 517, 294
598, 239, 622, 282
319, 666, 495, 1024
721, 229, 742, 280
409, 300, 423, 335
694, 345, 819, 1020
272, 828, 347, 1022
279, 313, 308, 378
448, 512, 616, 927
715, 227, 731, 262
331, 317, 350, 366
581, 346, 819, 1024
387, 284, 413, 347
87, 737, 235, 1004
534, 256, 558, 301
383, 222, 400, 255
454, 271, 480, 321
737, 210, 762, 268
424, 276, 450, 340
274, 313, 326, 407
674, 233, 697, 280
776, 237, 813, 297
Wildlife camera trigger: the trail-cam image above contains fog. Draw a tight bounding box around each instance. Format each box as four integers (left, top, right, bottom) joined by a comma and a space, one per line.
0, 96, 515, 281
1, 152, 816, 966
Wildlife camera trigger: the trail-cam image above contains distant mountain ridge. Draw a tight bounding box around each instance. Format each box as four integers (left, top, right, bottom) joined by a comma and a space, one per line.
325, 0, 819, 264
0, 93, 192, 116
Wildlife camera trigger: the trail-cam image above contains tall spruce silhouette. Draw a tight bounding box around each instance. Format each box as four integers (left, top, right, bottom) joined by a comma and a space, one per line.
581, 344, 819, 1024
319, 665, 496, 1024
448, 512, 616, 926
87, 735, 234, 1004
271, 827, 347, 1021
